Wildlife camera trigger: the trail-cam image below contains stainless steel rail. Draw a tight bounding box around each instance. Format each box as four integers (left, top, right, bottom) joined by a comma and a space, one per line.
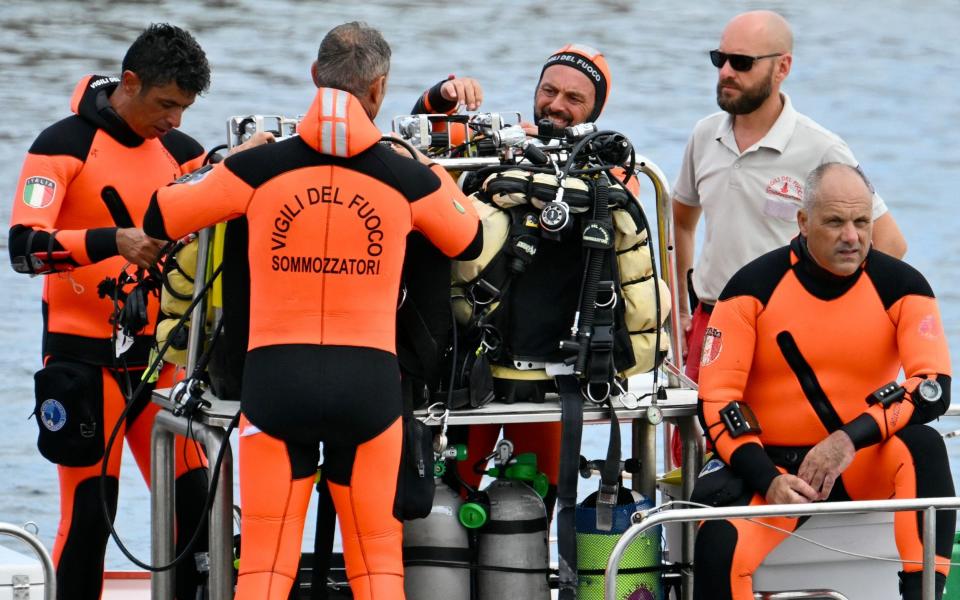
151, 409, 235, 600
605, 496, 960, 600
0, 522, 56, 600
756, 592, 849, 600
637, 154, 682, 386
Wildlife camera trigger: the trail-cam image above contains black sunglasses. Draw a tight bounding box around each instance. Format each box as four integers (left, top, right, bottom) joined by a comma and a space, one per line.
710, 50, 783, 72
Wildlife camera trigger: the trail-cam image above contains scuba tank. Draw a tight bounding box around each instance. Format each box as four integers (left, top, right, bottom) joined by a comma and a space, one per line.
403, 444, 471, 600
575, 458, 662, 600
460, 439, 551, 600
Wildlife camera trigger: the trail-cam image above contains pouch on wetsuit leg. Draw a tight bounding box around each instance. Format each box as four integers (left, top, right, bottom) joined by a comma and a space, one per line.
33, 360, 105, 467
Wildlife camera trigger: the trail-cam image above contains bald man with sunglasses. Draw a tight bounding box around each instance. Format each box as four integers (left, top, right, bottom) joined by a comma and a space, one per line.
673, 10, 907, 382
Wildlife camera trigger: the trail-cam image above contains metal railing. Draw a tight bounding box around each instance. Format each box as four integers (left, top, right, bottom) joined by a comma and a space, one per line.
0, 522, 56, 600
605, 497, 960, 600
756, 591, 849, 600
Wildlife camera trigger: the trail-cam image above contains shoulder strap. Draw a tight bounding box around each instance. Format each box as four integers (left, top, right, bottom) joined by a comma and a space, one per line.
100, 186, 135, 228
776, 331, 844, 432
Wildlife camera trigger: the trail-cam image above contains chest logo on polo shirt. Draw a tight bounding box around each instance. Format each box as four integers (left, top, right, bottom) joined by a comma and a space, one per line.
765, 175, 803, 202
700, 326, 723, 367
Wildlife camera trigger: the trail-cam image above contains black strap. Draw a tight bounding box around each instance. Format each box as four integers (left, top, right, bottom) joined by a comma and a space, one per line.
311, 469, 337, 600
402, 546, 472, 565
431, 387, 472, 410
595, 400, 621, 531
100, 186, 135, 228
687, 268, 699, 312
776, 331, 843, 432
556, 374, 583, 600
397, 288, 442, 387
483, 516, 549, 535
578, 564, 669, 576
24, 229, 40, 274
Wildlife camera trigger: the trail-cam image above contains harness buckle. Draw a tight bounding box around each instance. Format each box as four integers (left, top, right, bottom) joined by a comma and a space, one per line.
595, 481, 619, 532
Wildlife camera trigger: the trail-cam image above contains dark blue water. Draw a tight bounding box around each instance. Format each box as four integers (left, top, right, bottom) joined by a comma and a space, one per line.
0, 0, 958, 568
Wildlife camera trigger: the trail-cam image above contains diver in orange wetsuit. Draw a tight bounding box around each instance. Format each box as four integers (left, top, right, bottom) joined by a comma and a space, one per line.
144, 22, 482, 600
693, 163, 954, 600
7, 24, 215, 600
410, 45, 621, 513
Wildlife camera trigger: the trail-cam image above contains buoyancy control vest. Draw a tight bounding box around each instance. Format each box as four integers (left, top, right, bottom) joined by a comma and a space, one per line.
450, 167, 670, 394
154, 238, 201, 367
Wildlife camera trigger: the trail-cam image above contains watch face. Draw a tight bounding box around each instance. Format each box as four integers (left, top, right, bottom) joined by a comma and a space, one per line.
918, 379, 942, 403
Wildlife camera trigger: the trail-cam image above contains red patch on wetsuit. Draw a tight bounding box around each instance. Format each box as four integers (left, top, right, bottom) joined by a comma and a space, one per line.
700, 326, 723, 367
918, 315, 941, 340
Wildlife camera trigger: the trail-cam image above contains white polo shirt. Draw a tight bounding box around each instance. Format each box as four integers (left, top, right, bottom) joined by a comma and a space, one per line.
673, 92, 887, 304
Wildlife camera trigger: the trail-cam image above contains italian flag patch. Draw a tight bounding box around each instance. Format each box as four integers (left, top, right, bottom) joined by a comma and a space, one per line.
23, 176, 56, 208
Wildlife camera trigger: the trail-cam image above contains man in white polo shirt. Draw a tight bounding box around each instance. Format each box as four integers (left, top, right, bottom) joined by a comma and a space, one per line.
674, 9, 907, 381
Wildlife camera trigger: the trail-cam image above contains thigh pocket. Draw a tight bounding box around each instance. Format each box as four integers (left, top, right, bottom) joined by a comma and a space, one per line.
690, 458, 749, 507
33, 361, 105, 467
394, 416, 436, 520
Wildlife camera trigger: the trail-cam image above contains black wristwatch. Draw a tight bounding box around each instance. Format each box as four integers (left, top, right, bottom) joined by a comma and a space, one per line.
917, 379, 943, 404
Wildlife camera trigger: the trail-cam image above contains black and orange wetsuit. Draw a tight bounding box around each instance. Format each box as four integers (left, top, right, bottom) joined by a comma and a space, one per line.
144, 86, 482, 600
694, 236, 954, 600
8, 75, 209, 600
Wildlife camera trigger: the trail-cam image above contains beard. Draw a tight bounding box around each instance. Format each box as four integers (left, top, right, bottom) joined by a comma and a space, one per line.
716, 66, 774, 115
533, 105, 573, 128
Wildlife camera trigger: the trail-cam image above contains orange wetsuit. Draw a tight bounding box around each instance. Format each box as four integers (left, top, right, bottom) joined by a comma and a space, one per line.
694, 236, 953, 600
8, 75, 209, 600
144, 86, 482, 600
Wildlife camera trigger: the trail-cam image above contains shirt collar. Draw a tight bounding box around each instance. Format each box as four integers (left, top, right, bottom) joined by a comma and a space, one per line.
714, 91, 798, 155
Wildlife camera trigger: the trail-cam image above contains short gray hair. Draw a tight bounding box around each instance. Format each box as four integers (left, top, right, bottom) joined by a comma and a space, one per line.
802, 162, 873, 213
314, 22, 391, 97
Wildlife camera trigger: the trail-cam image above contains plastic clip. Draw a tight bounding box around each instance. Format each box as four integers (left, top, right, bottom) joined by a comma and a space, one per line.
719, 401, 761, 438
866, 381, 905, 408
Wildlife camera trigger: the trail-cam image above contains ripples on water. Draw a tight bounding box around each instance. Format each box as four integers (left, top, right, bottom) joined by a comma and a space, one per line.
0, 0, 958, 568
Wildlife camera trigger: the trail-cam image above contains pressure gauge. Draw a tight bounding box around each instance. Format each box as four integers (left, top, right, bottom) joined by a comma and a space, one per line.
917, 379, 942, 404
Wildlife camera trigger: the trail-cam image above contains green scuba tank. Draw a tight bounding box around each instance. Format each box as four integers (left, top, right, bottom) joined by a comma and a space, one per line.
403, 445, 471, 600
943, 531, 960, 600
576, 487, 661, 600
460, 440, 551, 600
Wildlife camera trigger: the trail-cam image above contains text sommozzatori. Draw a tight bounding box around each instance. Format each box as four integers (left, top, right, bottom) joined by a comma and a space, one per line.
270, 185, 384, 275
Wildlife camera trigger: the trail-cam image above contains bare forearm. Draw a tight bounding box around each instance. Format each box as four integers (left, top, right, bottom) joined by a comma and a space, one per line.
872, 212, 907, 258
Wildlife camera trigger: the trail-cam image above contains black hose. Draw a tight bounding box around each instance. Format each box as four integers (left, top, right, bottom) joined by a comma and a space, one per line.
99, 262, 229, 572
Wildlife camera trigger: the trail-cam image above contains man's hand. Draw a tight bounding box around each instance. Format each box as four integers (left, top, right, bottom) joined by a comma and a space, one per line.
797, 430, 856, 500
679, 310, 693, 360
765, 474, 819, 505
440, 77, 483, 111
386, 132, 434, 166
230, 131, 276, 155
117, 228, 165, 268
